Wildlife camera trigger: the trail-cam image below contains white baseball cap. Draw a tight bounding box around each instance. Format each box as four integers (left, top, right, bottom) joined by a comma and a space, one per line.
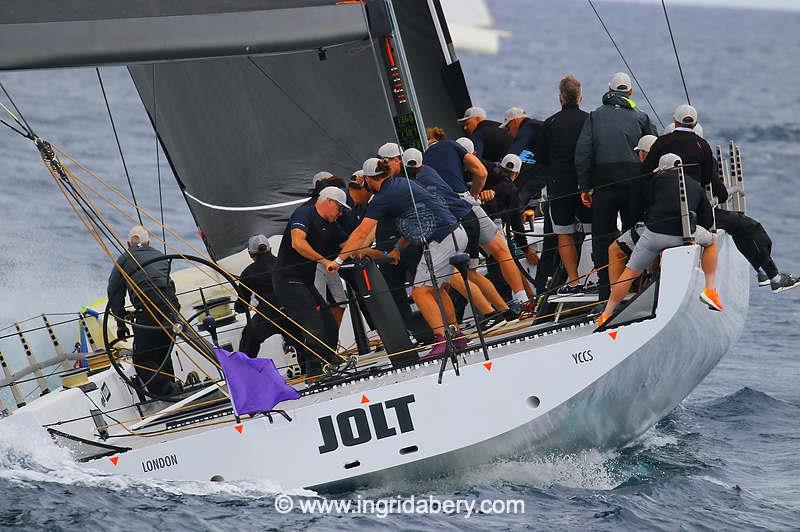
656, 153, 683, 171
318, 186, 351, 210
362, 157, 382, 177
377, 142, 402, 158
673, 104, 698, 126
311, 171, 333, 188
402, 148, 423, 168
609, 72, 632, 92
128, 225, 149, 244
634, 135, 657, 153
500, 153, 522, 173
457, 106, 487, 123
455, 137, 475, 154
499, 107, 526, 128
247, 234, 271, 254
351, 169, 364, 178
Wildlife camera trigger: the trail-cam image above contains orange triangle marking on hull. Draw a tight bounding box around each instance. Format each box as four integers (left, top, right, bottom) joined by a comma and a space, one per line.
234, 424, 244, 434
483, 362, 493, 371
608, 331, 618, 340
360, 394, 370, 404
109, 456, 119, 466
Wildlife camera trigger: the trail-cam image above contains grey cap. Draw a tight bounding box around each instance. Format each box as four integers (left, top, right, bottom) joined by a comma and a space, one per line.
377, 142, 402, 158
499, 107, 526, 128
318, 186, 351, 210
362, 157, 382, 177
657, 153, 682, 171
609, 72, 632, 92
500, 153, 522, 173
455, 137, 475, 154
311, 171, 334, 188
402, 148, 423, 168
457, 106, 487, 122
673, 104, 698, 126
248, 234, 271, 254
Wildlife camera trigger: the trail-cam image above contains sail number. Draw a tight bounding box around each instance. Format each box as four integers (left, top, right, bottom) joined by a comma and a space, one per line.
317, 394, 416, 454
572, 350, 593, 364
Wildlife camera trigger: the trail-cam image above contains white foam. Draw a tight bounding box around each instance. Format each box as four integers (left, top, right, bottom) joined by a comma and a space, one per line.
0, 412, 313, 499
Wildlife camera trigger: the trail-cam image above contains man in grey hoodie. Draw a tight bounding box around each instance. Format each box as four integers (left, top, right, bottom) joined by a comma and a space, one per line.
574, 72, 657, 300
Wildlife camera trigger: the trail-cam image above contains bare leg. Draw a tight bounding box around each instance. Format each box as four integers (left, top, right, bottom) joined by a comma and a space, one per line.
558, 233, 579, 285
701, 236, 718, 290
468, 269, 509, 311
411, 285, 445, 336
448, 274, 494, 315
600, 267, 641, 319
439, 286, 458, 328
608, 241, 628, 287
483, 233, 524, 295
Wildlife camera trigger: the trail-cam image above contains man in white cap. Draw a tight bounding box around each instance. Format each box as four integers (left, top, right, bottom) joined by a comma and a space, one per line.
377, 142, 404, 176
273, 186, 350, 376
574, 71, 658, 301
107, 225, 181, 396
598, 153, 722, 327
457, 106, 511, 163
647, 105, 800, 293
634, 135, 658, 162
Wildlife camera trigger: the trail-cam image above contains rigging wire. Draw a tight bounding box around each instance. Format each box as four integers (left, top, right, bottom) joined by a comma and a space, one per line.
586, 0, 666, 129
152, 65, 167, 253
96, 68, 143, 225
0, 79, 36, 137
661, 0, 691, 105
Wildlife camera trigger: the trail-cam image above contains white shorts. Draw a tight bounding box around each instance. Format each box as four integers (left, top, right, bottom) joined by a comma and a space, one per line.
413, 226, 468, 287
458, 192, 500, 246
314, 264, 347, 308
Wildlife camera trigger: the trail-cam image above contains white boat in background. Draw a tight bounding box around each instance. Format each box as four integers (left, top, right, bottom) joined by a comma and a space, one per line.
0, 0, 750, 490
440, 0, 510, 54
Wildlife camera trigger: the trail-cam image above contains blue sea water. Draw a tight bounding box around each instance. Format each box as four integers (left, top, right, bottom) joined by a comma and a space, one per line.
0, 0, 798, 529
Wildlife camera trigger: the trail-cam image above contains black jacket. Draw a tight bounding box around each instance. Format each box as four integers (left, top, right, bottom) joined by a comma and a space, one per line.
643, 130, 728, 203
642, 168, 714, 236
537, 104, 589, 194
107, 244, 178, 318
485, 176, 528, 250
470, 119, 512, 163
234, 252, 278, 313
575, 91, 657, 191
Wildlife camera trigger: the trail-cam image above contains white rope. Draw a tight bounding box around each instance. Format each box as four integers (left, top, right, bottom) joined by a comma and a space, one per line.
183, 190, 306, 212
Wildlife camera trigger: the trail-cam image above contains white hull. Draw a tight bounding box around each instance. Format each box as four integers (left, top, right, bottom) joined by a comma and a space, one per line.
7, 234, 748, 490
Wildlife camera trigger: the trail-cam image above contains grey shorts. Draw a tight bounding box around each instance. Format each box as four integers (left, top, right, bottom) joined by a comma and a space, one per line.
314, 264, 347, 308
625, 226, 713, 272
413, 225, 468, 287
471, 205, 500, 246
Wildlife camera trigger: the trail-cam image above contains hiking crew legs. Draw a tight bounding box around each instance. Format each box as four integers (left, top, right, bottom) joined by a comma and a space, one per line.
715, 209, 778, 277
132, 310, 176, 395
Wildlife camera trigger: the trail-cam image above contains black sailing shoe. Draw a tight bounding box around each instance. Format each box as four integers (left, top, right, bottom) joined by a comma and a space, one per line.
771, 273, 800, 294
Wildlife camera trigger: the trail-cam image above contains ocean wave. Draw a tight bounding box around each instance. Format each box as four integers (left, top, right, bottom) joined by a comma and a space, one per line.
715, 124, 800, 143
692, 387, 789, 419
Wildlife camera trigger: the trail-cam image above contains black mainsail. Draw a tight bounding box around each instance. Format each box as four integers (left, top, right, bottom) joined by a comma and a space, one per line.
0, 0, 471, 259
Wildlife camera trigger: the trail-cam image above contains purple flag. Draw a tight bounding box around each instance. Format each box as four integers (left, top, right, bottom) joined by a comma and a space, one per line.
214, 348, 300, 415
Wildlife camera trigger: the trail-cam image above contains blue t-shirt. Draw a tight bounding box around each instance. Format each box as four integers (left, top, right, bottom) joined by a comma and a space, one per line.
509, 117, 543, 159
338, 193, 367, 235
275, 203, 348, 283
365, 176, 458, 245
414, 165, 471, 221
423, 140, 468, 193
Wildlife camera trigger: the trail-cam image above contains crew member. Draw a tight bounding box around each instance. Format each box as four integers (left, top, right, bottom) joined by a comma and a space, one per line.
273, 187, 350, 376
402, 148, 517, 329
425, 126, 533, 313
457, 106, 512, 163
234, 235, 302, 358
500, 106, 546, 206
575, 72, 658, 301
107, 225, 180, 396
598, 154, 722, 326
338, 159, 469, 357
645, 105, 799, 292
537, 75, 591, 293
